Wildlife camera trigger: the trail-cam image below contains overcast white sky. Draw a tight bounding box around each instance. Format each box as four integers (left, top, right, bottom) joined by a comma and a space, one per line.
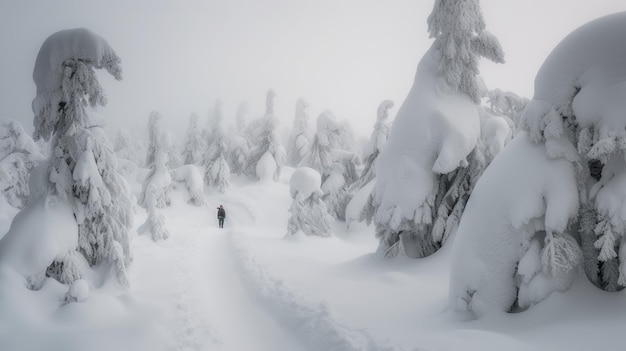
0, 0, 624, 140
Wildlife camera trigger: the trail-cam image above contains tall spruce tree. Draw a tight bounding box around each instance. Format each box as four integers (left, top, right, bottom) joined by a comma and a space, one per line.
366, 0, 504, 258
31, 28, 133, 285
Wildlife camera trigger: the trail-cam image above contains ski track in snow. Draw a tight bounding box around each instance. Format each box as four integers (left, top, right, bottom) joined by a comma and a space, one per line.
150, 183, 416, 351
226, 232, 406, 351
170, 232, 222, 350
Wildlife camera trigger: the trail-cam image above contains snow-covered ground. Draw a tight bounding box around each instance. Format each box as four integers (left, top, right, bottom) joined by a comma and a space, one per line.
0, 166, 625, 351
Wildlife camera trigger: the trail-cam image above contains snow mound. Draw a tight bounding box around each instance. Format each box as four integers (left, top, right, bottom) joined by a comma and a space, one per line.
290, 167, 323, 201
228, 233, 399, 351
256, 151, 277, 182
449, 132, 579, 317
523, 12, 626, 143
66, 279, 90, 303
172, 164, 205, 206
0, 196, 78, 278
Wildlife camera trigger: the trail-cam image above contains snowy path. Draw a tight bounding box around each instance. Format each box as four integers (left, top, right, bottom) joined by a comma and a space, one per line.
137, 193, 306, 351
137, 183, 400, 351
197, 229, 305, 351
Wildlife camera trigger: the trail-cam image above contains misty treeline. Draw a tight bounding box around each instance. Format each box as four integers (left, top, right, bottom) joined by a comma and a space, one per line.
5, 0, 625, 322
0, 0, 527, 293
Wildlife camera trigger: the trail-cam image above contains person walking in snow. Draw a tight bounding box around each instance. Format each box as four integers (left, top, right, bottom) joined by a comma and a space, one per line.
217, 205, 226, 228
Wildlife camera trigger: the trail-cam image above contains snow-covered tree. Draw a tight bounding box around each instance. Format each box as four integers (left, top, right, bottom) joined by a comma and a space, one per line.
227, 135, 249, 176
163, 131, 183, 170
139, 151, 172, 209
302, 111, 360, 219
365, 0, 504, 259
0, 120, 43, 208
286, 167, 333, 237
427, 0, 505, 103
182, 113, 205, 166
29, 28, 133, 285
486, 89, 529, 132
287, 98, 313, 167
449, 12, 626, 317
353, 100, 394, 191
145, 111, 163, 168
137, 184, 169, 241
172, 164, 204, 206
114, 128, 145, 168
245, 89, 285, 181
235, 101, 250, 135
203, 100, 230, 192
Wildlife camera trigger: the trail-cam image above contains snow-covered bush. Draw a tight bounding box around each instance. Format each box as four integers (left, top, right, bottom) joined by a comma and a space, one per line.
245, 90, 286, 181
365, 0, 504, 259
173, 164, 205, 206
286, 167, 333, 237
0, 120, 43, 208
29, 28, 133, 286
286, 98, 313, 167
450, 12, 626, 317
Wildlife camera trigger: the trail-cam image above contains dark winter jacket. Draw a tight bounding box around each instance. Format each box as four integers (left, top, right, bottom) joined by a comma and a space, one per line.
217, 207, 226, 219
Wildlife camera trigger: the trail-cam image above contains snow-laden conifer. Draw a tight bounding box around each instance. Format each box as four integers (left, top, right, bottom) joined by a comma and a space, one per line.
0, 120, 43, 208
352, 100, 393, 192
302, 111, 360, 220
163, 131, 183, 171
245, 90, 285, 181
140, 151, 172, 209
486, 89, 529, 131
114, 128, 145, 168
449, 12, 626, 317
172, 164, 205, 206
30, 28, 133, 285
286, 167, 333, 237
146, 111, 163, 168
287, 98, 313, 167
183, 113, 206, 166
367, 0, 505, 259
137, 184, 170, 241
427, 0, 505, 103
203, 100, 230, 192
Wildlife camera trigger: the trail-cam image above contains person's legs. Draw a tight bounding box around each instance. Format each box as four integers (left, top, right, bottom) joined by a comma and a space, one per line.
219, 218, 224, 228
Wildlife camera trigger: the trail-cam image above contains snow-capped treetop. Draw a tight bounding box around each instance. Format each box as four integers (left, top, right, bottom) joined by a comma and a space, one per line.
523, 12, 626, 147
236, 101, 249, 134
427, 0, 504, 103
365, 100, 394, 157
32, 28, 122, 141
0, 120, 41, 159
146, 111, 163, 167
290, 167, 323, 202
287, 98, 313, 166
213, 99, 223, 124
265, 89, 276, 116
315, 110, 343, 148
